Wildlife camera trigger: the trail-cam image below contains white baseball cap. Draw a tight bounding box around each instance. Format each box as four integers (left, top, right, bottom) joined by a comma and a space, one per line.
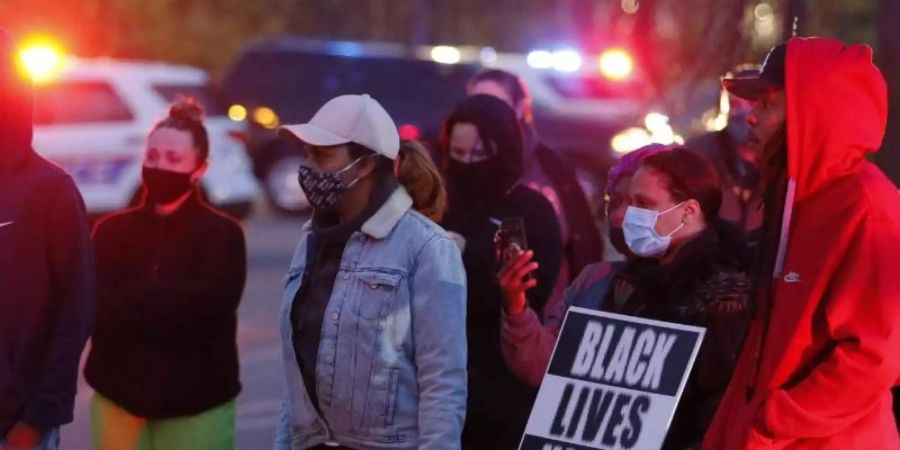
279, 94, 400, 160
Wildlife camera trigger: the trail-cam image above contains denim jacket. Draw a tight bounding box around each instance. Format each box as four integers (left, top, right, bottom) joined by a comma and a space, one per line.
274, 187, 467, 450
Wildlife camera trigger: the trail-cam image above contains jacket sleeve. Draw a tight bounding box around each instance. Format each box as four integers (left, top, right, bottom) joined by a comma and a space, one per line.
757, 214, 900, 439
22, 180, 95, 431
101, 223, 247, 342
91, 220, 142, 340
411, 235, 468, 450
500, 263, 602, 387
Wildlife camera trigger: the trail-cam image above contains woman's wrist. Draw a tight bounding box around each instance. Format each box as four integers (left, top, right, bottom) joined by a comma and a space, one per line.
506, 293, 527, 316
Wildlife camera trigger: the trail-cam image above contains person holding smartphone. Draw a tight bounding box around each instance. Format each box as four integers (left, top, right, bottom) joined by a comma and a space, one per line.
439, 95, 562, 450
499, 148, 752, 449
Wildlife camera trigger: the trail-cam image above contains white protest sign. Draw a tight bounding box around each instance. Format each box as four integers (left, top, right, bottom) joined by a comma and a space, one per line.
519, 308, 705, 450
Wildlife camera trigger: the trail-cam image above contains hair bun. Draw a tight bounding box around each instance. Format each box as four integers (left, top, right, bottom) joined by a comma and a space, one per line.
168, 97, 205, 123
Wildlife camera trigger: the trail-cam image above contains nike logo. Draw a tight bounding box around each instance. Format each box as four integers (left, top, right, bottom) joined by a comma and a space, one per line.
0, 221, 13, 229
784, 271, 802, 283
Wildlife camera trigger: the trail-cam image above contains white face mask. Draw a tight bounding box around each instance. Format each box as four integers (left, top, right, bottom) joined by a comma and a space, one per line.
623, 202, 685, 258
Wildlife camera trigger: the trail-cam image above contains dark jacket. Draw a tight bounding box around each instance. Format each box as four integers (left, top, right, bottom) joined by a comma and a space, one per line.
632, 222, 751, 449
0, 29, 95, 437
444, 185, 561, 429
440, 95, 563, 435
84, 192, 247, 419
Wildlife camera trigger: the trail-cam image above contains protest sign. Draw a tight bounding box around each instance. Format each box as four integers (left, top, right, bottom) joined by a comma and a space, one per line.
520, 308, 705, 450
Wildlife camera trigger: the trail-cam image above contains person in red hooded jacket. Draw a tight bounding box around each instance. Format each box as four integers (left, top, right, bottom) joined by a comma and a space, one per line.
704, 38, 900, 449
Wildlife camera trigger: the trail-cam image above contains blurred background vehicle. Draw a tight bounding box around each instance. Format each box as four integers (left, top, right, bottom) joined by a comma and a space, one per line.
221, 39, 647, 214
21, 39, 260, 219
221, 39, 481, 214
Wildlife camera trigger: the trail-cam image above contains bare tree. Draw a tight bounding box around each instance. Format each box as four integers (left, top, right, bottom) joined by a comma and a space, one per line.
608, 0, 754, 113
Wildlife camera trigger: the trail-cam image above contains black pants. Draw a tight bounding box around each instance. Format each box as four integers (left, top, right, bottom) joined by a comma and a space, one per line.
462, 421, 523, 450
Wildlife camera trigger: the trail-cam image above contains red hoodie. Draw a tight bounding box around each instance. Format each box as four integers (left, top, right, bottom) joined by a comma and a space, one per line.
704, 38, 900, 450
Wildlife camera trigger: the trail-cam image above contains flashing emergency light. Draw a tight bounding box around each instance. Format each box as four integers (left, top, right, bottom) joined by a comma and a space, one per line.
552, 49, 583, 73
526, 50, 554, 69
480, 47, 498, 65
228, 104, 248, 122
528, 49, 583, 72
598, 48, 634, 81
17, 36, 66, 84
431, 46, 461, 65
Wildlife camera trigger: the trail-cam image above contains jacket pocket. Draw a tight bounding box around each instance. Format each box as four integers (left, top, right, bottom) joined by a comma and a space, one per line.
353, 272, 402, 321
383, 368, 401, 427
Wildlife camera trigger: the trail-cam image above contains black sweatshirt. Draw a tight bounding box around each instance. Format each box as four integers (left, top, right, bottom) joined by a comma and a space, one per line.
440, 95, 564, 433
84, 193, 247, 419
442, 184, 562, 431
0, 29, 95, 436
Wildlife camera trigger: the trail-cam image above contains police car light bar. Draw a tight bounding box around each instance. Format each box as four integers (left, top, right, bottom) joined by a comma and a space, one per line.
17, 35, 67, 84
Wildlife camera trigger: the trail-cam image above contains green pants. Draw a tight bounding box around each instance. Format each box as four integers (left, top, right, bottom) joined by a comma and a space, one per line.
90, 394, 236, 450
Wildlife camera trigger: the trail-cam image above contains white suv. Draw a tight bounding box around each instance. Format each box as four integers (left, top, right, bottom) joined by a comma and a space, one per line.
31, 58, 260, 218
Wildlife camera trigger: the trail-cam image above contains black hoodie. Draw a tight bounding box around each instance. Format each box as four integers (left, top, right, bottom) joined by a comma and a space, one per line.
0, 29, 95, 437
440, 95, 563, 441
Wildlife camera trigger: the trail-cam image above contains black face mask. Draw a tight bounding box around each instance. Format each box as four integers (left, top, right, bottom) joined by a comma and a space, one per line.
142, 167, 195, 205
446, 158, 513, 201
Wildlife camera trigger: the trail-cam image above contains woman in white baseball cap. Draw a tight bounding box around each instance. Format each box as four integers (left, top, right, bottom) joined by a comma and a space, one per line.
274, 94, 468, 450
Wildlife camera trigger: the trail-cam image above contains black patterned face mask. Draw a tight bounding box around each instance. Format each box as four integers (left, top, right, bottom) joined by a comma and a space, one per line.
297, 157, 365, 210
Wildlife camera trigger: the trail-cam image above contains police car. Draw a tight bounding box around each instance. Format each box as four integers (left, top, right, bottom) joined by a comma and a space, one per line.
23, 43, 260, 218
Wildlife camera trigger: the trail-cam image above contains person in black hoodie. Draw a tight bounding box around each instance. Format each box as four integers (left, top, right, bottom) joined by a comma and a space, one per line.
440, 95, 563, 450
0, 29, 94, 450
468, 70, 604, 313
84, 99, 247, 450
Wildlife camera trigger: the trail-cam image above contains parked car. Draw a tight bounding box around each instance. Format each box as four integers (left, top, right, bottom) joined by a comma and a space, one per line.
31, 57, 260, 218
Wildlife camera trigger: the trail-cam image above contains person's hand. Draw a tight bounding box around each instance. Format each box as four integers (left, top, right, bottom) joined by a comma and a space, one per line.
4, 422, 42, 449
497, 250, 539, 316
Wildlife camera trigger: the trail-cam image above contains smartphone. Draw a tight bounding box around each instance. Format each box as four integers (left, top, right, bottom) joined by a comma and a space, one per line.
495, 217, 530, 267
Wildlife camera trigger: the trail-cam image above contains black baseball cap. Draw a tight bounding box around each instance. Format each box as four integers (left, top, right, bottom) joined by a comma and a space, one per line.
723, 43, 786, 100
